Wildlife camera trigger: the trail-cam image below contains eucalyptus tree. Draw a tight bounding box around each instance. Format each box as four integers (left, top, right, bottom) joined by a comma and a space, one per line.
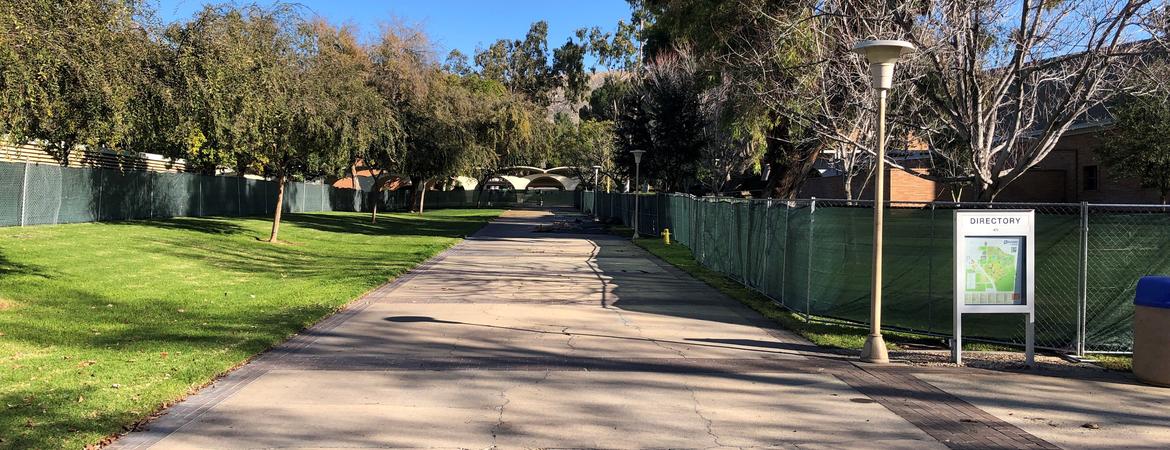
583, 13, 643, 72
0, 0, 158, 163
475, 21, 552, 105
474, 21, 591, 107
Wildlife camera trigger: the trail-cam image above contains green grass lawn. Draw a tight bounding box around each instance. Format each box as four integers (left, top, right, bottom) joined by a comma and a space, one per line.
0, 209, 499, 449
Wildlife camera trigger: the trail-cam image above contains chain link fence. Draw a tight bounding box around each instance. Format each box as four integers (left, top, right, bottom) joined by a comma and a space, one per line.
583, 191, 1170, 354
0, 161, 579, 227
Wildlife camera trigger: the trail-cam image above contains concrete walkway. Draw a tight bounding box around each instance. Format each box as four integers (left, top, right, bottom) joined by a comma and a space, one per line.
113, 210, 1168, 449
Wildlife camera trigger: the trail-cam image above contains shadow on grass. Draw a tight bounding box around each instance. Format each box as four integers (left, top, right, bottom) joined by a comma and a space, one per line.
280, 211, 499, 238
106, 216, 250, 235
0, 249, 47, 279
92, 210, 501, 241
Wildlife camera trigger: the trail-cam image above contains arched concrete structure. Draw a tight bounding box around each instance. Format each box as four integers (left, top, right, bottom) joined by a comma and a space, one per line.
497, 175, 529, 190
453, 167, 587, 191
525, 175, 566, 190
522, 173, 577, 190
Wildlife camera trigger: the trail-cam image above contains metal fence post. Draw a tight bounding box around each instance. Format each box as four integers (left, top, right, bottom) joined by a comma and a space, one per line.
805, 197, 816, 320
237, 177, 242, 217
655, 193, 662, 235
96, 168, 104, 222
197, 176, 203, 217
761, 200, 772, 292
19, 161, 29, 227
928, 203, 936, 333
779, 201, 789, 306
683, 196, 692, 252
148, 173, 154, 219
1077, 201, 1089, 356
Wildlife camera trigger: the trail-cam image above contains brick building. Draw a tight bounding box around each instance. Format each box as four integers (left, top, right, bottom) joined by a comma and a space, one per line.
798, 124, 1166, 204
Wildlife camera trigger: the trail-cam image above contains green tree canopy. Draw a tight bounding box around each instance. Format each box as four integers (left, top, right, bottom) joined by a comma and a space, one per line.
1100, 91, 1170, 204
0, 0, 158, 163
164, 4, 353, 240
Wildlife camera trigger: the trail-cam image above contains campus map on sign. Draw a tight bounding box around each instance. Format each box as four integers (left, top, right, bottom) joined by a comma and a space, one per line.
964, 237, 1025, 305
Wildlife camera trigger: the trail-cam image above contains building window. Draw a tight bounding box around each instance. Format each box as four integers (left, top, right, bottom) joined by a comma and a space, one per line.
1083, 165, 1099, 191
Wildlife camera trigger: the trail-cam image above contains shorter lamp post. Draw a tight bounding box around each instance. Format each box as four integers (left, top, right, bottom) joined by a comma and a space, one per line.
852, 39, 915, 364
714, 158, 721, 194
631, 150, 645, 239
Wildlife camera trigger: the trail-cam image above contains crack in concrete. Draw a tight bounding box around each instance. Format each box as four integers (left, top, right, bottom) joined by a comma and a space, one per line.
490, 370, 552, 448
609, 307, 689, 359
561, 327, 577, 350
684, 381, 731, 449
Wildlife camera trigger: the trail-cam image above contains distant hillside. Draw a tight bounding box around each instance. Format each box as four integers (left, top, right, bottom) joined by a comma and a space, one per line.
546, 71, 625, 122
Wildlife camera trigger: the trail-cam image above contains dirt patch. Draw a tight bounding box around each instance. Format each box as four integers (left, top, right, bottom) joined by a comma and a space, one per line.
0, 298, 16, 310
890, 349, 1136, 380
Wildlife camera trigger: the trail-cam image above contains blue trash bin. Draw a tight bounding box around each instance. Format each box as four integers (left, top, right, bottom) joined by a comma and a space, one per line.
1134, 276, 1170, 386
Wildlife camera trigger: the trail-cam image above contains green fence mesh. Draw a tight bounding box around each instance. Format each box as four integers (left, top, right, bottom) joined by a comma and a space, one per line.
1, 161, 581, 229
584, 191, 1170, 354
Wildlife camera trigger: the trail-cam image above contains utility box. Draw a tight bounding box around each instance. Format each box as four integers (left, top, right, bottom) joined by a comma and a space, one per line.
1133, 276, 1170, 387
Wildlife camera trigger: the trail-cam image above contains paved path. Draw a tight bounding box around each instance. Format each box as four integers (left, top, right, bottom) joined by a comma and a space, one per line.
112, 210, 1166, 449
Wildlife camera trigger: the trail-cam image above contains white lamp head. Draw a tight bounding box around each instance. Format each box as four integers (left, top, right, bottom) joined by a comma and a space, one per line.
852, 40, 915, 90
592, 165, 602, 170
631, 150, 646, 164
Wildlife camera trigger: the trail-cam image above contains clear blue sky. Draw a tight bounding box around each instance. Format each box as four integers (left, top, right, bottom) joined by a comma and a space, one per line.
152, 0, 633, 62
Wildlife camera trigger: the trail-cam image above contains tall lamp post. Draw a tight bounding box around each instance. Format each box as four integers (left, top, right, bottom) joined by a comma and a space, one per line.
592, 165, 602, 216
631, 150, 645, 239
852, 39, 915, 364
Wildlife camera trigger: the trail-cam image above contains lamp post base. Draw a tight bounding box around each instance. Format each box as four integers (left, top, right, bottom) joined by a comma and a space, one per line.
860, 334, 889, 363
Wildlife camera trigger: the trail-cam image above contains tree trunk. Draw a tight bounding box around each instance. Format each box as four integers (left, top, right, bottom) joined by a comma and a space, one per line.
409, 176, 422, 212
369, 182, 381, 224
475, 171, 492, 208
762, 119, 820, 200
268, 174, 287, 243
975, 181, 996, 202
417, 181, 428, 215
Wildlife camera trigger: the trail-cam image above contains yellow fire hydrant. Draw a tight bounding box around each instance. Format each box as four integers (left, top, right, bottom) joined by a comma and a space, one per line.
662, 228, 671, 246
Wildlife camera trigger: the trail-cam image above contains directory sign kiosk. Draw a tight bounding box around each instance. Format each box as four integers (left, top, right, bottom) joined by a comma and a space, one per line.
953, 210, 1035, 366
